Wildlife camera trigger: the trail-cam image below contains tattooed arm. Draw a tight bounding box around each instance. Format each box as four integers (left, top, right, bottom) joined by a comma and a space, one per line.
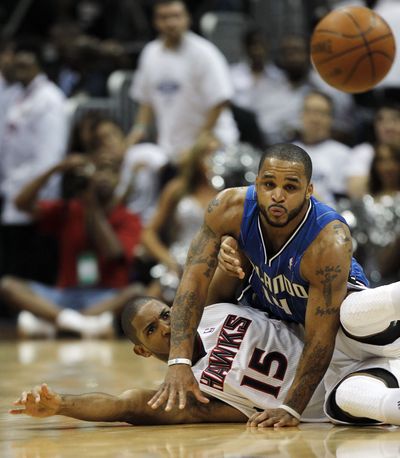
148, 188, 245, 411
248, 221, 352, 428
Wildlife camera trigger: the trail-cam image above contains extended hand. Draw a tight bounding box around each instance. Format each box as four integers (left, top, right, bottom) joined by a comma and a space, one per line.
247, 408, 300, 428
218, 236, 246, 279
10, 383, 61, 418
148, 365, 209, 411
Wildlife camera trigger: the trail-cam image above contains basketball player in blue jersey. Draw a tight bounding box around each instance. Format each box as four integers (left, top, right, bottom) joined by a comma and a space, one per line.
148, 142, 400, 427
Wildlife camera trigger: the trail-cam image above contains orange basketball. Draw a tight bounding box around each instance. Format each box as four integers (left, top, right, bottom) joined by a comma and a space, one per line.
310, 6, 396, 93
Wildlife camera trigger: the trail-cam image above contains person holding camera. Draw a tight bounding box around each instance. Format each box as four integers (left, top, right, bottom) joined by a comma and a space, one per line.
0, 154, 142, 338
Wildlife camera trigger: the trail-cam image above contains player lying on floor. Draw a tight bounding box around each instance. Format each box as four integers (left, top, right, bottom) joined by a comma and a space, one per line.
10, 297, 400, 426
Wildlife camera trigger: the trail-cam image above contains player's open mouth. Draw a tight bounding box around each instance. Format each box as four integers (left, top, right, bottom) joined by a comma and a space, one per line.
269, 206, 286, 217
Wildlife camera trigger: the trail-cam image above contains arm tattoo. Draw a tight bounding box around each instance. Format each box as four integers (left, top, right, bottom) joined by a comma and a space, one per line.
315, 265, 341, 307
185, 223, 219, 278
333, 223, 352, 255
172, 291, 202, 347
285, 341, 331, 412
207, 197, 220, 214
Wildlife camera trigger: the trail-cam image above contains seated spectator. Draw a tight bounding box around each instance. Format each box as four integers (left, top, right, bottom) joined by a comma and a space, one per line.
141, 134, 219, 303
341, 144, 400, 286
348, 103, 400, 199
294, 90, 351, 207
0, 155, 142, 338
68, 111, 109, 154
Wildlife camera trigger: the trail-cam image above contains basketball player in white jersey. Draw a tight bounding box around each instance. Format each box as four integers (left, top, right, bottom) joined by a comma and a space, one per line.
10, 298, 400, 426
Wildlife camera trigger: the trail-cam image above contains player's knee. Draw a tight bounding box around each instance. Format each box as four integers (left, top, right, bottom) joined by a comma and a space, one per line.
0, 275, 20, 299
339, 292, 358, 330
335, 376, 358, 413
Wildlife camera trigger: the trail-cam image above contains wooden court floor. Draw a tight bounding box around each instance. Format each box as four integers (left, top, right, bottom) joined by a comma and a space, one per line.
1, 339, 400, 458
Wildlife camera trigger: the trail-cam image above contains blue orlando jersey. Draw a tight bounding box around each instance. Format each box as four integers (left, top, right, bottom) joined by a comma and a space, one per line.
238, 186, 369, 324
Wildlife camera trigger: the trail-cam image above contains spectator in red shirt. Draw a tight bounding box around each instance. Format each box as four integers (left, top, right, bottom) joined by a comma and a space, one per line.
0, 154, 142, 338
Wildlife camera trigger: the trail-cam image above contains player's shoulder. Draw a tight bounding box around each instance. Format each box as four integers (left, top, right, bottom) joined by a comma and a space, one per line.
139, 38, 162, 59
210, 186, 248, 212
185, 31, 225, 58
205, 187, 249, 237
322, 139, 351, 154
306, 219, 352, 260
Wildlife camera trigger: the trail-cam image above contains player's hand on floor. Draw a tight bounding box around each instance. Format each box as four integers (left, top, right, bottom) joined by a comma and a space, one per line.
247, 408, 300, 428
148, 364, 209, 411
10, 383, 61, 417
218, 236, 245, 279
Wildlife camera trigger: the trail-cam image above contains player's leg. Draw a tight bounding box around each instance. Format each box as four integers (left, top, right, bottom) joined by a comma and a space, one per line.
340, 282, 400, 342
0, 276, 61, 321
325, 364, 400, 426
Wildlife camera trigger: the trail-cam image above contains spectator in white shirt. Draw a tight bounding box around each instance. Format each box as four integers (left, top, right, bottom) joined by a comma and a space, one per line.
126, 0, 238, 166
294, 90, 351, 207
0, 42, 22, 144
229, 27, 287, 146
0, 48, 68, 280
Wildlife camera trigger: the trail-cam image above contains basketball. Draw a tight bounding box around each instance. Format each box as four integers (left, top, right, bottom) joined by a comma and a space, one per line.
310, 6, 396, 93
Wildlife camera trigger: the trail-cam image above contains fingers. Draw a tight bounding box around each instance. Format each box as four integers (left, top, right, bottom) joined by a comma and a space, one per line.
218, 250, 244, 278
247, 411, 299, 428
247, 411, 271, 427
165, 389, 178, 412
12, 384, 49, 409
147, 386, 169, 410
40, 383, 53, 400
192, 386, 209, 405
221, 236, 238, 250
31, 386, 42, 403
9, 408, 26, 415
273, 417, 299, 428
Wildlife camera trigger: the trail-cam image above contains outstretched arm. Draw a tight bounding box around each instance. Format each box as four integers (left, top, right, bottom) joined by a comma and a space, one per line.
148, 189, 245, 412
248, 221, 352, 428
10, 383, 246, 425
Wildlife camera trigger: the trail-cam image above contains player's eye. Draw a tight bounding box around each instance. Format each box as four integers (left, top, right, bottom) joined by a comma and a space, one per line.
162, 310, 170, 320
147, 324, 155, 335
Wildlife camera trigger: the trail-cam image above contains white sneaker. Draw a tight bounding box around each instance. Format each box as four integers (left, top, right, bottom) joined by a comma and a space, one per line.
81, 312, 115, 339
17, 311, 56, 338
56, 309, 114, 338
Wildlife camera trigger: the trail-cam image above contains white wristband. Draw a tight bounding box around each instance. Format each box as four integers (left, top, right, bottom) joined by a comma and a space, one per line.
279, 404, 301, 420
167, 358, 192, 367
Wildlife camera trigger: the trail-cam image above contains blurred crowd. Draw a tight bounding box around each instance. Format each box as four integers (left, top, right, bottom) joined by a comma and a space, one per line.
1, 0, 400, 339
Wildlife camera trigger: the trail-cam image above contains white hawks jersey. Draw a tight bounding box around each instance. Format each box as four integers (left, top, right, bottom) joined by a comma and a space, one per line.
192, 303, 327, 421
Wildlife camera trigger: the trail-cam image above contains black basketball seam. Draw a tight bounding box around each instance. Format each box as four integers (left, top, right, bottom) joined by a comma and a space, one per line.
312, 33, 394, 65
342, 51, 390, 86
315, 27, 373, 40
314, 28, 373, 39
344, 10, 376, 83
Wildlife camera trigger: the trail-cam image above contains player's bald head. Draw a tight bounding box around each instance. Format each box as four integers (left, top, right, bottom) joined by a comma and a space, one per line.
121, 296, 161, 344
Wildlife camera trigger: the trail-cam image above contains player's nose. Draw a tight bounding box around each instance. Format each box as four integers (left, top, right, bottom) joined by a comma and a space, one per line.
272, 187, 284, 201
161, 322, 171, 337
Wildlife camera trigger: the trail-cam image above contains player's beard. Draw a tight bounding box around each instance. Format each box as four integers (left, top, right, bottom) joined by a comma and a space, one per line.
261, 196, 308, 228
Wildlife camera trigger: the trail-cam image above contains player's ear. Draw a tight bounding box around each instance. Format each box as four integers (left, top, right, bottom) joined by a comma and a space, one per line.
133, 345, 152, 358
306, 182, 313, 199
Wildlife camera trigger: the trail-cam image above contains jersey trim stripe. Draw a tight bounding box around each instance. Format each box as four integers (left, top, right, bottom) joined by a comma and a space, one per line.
259, 199, 313, 266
